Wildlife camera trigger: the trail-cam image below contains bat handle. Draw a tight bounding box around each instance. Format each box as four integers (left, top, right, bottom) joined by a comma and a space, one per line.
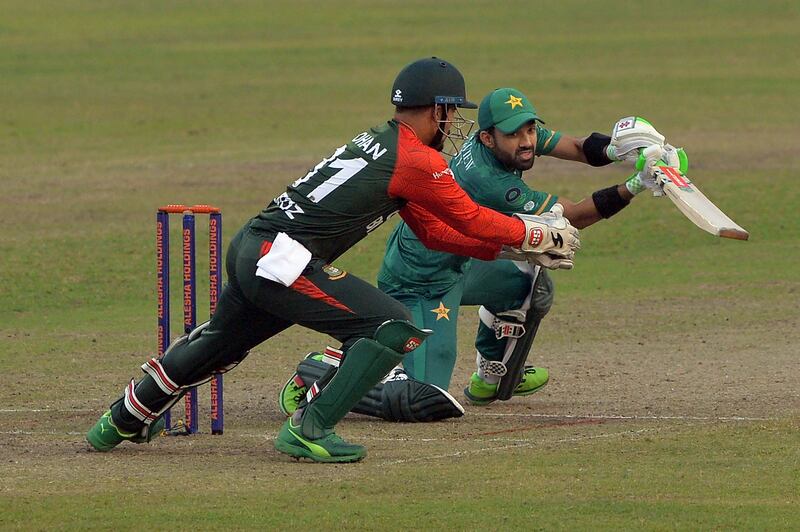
634, 145, 666, 171
634, 147, 689, 174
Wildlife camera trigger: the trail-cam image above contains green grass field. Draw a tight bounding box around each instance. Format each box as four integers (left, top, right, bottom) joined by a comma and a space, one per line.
2, 1, 799, 529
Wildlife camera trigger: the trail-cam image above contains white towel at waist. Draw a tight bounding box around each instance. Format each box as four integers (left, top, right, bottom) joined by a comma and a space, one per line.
254, 232, 312, 287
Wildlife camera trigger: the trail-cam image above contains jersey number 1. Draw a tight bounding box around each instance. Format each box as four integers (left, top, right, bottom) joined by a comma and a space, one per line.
307, 157, 368, 203
293, 145, 368, 203
277, 147, 369, 219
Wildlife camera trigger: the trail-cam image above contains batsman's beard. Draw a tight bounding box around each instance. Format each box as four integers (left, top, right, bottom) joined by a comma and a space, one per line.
494, 146, 536, 171
514, 148, 535, 170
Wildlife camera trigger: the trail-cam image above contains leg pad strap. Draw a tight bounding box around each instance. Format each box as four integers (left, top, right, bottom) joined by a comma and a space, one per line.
479, 306, 526, 340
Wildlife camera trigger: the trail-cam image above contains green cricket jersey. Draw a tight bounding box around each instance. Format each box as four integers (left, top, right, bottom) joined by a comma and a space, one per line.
378, 124, 561, 294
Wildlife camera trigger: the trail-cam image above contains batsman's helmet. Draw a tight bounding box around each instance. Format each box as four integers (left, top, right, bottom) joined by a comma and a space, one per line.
391, 57, 477, 109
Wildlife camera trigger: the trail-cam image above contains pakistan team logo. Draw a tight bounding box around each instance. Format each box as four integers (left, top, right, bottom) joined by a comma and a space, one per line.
323, 264, 347, 280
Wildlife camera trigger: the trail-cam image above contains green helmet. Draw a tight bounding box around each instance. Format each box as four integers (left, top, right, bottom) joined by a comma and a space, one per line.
391, 57, 477, 109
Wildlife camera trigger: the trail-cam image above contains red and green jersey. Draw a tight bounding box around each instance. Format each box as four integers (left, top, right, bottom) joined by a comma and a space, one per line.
252, 120, 526, 262
378, 125, 561, 294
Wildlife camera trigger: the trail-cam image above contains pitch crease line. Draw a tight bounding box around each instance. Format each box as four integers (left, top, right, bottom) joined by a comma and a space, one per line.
379, 428, 657, 466
469, 412, 776, 422
1, 409, 776, 423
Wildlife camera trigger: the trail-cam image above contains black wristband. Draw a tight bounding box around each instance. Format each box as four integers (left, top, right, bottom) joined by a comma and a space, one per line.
582, 132, 614, 167
592, 185, 630, 218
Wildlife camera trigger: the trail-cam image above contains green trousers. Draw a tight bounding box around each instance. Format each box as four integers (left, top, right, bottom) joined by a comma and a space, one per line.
379, 260, 553, 389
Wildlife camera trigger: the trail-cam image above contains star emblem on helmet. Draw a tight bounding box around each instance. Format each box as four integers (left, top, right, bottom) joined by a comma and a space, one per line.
505, 95, 523, 109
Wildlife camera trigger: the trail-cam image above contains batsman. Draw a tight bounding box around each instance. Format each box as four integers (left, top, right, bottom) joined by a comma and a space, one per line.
280, 88, 685, 422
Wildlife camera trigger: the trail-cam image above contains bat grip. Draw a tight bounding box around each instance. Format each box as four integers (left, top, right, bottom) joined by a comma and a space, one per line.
634, 147, 689, 174
635, 156, 669, 172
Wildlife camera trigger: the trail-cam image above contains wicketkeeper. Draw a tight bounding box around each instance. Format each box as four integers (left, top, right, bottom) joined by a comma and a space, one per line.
279, 88, 684, 422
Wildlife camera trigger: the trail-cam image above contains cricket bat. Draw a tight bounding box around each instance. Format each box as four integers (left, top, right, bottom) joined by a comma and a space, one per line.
653, 164, 749, 240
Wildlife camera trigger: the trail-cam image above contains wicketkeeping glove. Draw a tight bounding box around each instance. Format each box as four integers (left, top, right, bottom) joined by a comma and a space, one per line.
510, 204, 580, 269
497, 245, 575, 270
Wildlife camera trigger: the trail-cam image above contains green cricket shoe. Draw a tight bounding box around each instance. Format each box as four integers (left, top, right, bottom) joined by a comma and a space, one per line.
86, 410, 164, 452
279, 353, 325, 417
463, 366, 550, 406
274, 418, 366, 463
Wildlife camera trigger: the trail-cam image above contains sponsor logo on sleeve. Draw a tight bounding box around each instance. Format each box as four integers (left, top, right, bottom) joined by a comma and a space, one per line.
432, 167, 454, 180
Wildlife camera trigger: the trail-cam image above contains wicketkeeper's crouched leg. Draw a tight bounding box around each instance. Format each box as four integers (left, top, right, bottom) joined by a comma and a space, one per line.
275, 317, 437, 462
110, 281, 290, 434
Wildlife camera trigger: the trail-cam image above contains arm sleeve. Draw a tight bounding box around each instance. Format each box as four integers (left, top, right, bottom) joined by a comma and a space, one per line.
398, 202, 501, 261
388, 150, 526, 248
536, 124, 562, 156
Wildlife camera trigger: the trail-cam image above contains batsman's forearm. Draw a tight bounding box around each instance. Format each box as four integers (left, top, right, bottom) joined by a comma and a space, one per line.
561, 198, 602, 229
548, 134, 587, 163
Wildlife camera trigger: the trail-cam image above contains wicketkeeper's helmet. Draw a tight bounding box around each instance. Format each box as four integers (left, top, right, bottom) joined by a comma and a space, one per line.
391, 57, 477, 109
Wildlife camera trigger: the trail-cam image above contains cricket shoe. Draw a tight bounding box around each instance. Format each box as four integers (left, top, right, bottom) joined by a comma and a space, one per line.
274, 417, 365, 463
278, 352, 326, 417
85, 410, 165, 452
463, 366, 549, 406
